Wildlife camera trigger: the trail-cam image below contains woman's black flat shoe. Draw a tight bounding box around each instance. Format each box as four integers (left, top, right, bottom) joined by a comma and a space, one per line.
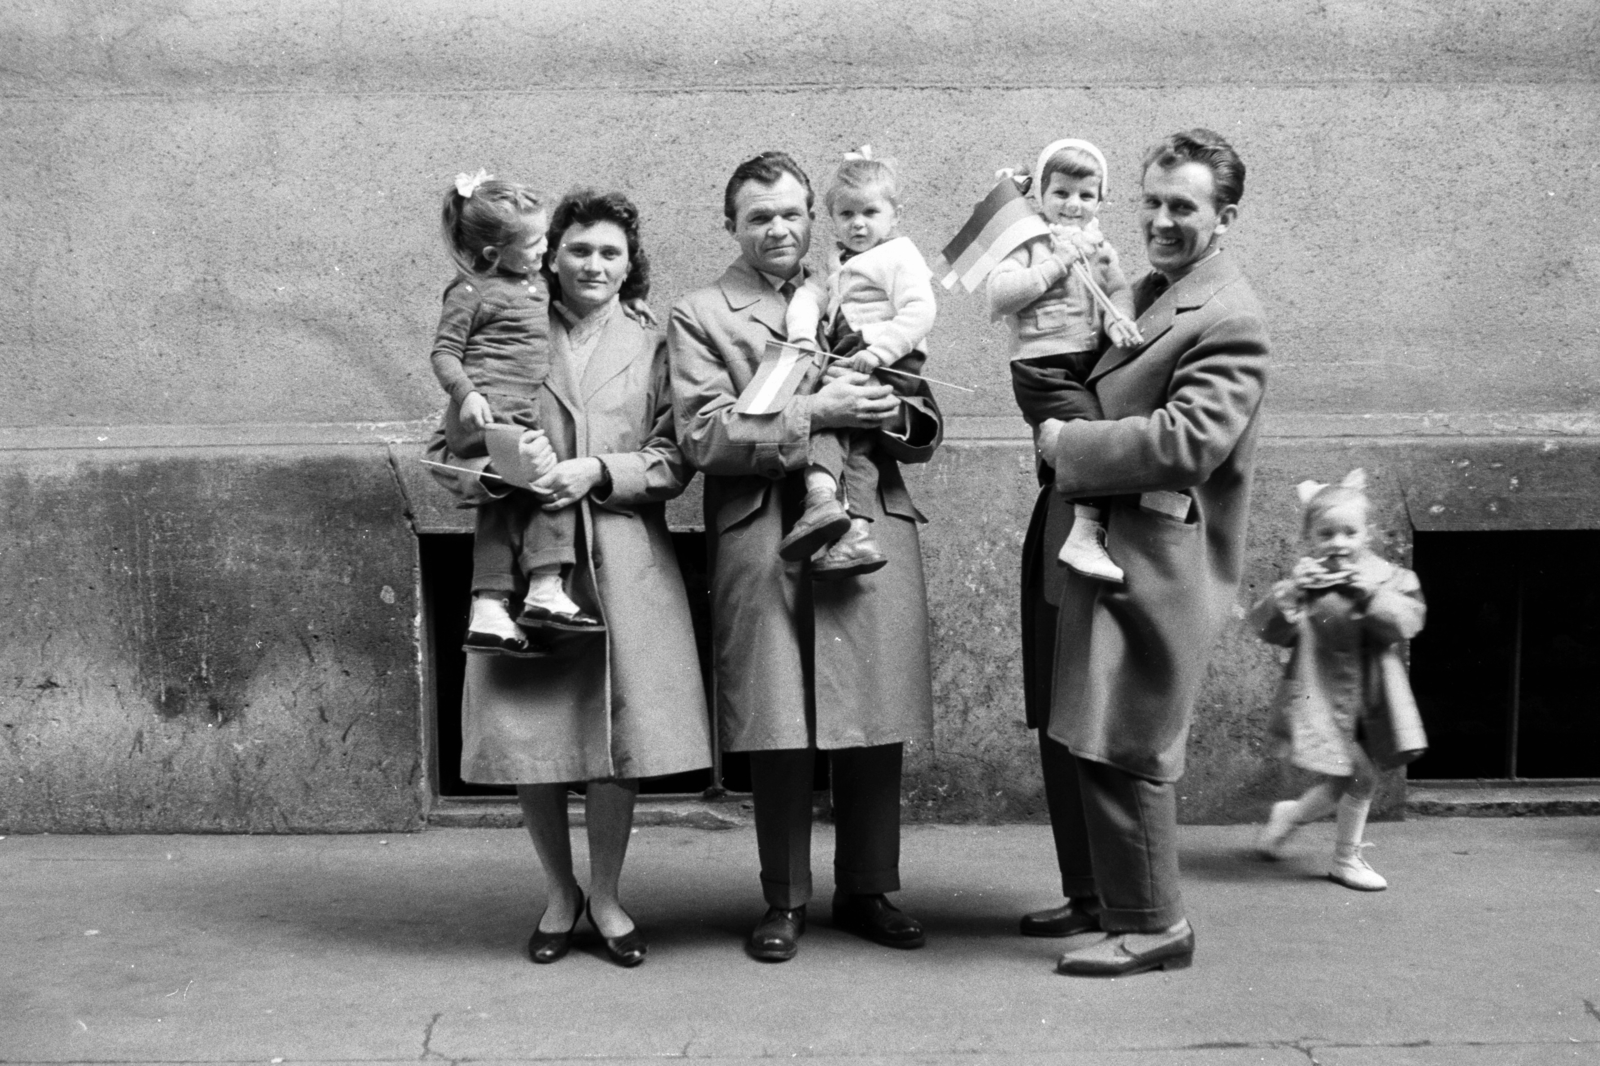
528, 889, 584, 965
586, 900, 647, 968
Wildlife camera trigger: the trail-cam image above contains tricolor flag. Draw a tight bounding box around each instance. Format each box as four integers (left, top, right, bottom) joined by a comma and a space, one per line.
931, 176, 1051, 293
732, 340, 821, 416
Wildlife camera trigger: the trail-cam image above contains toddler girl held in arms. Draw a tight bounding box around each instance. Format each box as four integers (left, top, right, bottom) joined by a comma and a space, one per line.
781, 149, 937, 580
431, 170, 603, 657
989, 138, 1142, 583
1250, 470, 1428, 891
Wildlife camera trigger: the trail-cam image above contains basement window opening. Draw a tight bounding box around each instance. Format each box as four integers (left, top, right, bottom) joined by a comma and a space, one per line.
1408, 529, 1600, 781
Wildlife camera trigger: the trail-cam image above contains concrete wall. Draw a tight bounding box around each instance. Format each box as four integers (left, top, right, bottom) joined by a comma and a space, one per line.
2, 1, 1597, 830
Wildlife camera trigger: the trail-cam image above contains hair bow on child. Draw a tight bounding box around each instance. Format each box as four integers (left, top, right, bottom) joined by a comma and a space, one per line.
843, 145, 874, 162
1295, 468, 1366, 506
455, 168, 493, 199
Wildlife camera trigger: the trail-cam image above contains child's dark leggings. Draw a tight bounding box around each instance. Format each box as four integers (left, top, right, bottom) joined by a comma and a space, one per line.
444, 389, 576, 594
1012, 351, 1108, 511
810, 322, 925, 520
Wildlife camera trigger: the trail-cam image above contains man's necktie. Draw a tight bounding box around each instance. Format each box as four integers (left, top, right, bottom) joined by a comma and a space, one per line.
778, 280, 796, 302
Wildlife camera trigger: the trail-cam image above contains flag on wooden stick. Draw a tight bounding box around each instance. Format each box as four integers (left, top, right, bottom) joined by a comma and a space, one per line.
732, 340, 822, 415
931, 176, 1051, 293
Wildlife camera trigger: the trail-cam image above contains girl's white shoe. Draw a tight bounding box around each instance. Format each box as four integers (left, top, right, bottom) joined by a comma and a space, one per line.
1255, 800, 1301, 859
1329, 842, 1388, 891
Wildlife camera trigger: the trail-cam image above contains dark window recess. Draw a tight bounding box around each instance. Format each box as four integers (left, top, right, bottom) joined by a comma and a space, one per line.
1409, 530, 1600, 780
420, 531, 717, 798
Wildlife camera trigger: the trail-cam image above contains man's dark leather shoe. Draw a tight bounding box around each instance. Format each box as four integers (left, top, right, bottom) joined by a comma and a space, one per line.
1056, 920, 1195, 977
746, 905, 806, 962
831, 891, 926, 950
1019, 900, 1102, 938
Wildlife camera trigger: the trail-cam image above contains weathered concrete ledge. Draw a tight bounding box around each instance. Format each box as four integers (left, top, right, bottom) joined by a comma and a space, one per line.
4, 432, 1598, 832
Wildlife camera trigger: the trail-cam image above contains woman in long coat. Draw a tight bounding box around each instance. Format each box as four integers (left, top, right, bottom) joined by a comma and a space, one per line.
429, 190, 710, 968
1024, 130, 1269, 977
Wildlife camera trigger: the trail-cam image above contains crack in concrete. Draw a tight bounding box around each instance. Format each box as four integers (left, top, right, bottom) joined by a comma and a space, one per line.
419, 1010, 444, 1060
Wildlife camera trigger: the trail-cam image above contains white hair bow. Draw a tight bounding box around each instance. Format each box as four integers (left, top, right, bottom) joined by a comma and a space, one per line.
1295, 468, 1367, 505
844, 145, 874, 161
455, 169, 492, 198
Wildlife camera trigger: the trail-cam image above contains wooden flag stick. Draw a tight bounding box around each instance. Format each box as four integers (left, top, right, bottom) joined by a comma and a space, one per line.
418, 458, 507, 482
1069, 259, 1138, 332
767, 344, 979, 393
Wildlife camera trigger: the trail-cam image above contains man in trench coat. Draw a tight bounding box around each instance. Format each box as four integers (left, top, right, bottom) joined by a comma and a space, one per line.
1027, 129, 1269, 977
668, 151, 943, 961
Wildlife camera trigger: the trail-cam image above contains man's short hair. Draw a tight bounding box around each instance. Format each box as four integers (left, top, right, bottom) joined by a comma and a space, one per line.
723, 151, 814, 222
1141, 129, 1245, 209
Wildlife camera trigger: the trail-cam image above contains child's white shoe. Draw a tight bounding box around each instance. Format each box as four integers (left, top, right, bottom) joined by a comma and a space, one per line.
1255, 800, 1301, 860
464, 594, 533, 656
1058, 515, 1125, 584
1329, 843, 1387, 891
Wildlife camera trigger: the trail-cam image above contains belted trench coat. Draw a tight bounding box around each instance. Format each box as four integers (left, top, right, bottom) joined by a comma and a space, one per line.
668, 258, 943, 751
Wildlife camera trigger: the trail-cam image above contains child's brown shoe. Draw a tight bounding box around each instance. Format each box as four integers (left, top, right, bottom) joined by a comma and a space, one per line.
779, 487, 852, 561
813, 519, 887, 580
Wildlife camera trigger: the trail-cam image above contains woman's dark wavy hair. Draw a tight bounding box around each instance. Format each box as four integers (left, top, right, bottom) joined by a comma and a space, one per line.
540, 188, 651, 304
1141, 128, 1245, 209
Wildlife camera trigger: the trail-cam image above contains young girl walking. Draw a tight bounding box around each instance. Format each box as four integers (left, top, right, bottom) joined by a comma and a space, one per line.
780, 149, 937, 579
431, 170, 603, 657
988, 138, 1142, 583
1250, 470, 1429, 891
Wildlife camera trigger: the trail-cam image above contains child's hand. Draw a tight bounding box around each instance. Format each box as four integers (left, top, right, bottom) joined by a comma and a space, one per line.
621, 298, 658, 327
1048, 229, 1085, 269
1273, 579, 1305, 619
460, 392, 494, 431
1107, 318, 1144, 349
846, 350, 881, 376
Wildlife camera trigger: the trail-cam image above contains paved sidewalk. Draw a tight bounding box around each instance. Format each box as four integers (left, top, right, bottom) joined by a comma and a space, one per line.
3, 818, 1598, 1065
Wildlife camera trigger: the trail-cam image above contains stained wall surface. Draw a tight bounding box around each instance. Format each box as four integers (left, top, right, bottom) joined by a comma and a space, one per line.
2, 1, 1596, 829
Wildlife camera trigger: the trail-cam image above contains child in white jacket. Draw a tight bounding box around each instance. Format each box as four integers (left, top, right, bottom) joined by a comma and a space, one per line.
780, 149, 936, 579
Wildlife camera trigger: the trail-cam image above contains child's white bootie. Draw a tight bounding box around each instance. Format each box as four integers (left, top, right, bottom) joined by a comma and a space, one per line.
1329, 843, 1387, 891
1256, 800, 1301, 860
1058, 509, 1125, 584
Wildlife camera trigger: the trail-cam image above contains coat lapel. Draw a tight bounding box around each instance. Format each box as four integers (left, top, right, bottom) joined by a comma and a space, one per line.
1088, 251, 1242, 384
579, 307, 641, 401
543, 319, 582, 420
718, 258, 792, 339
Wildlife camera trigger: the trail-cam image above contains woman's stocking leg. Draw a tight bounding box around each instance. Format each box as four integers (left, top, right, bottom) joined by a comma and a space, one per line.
585, 778, 640, 937
516, 783, 581, 932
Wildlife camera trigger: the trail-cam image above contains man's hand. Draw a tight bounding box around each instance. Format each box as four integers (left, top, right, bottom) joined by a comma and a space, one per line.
1034, 418, 1065, 469
531, 457, 605, 510
460, 392, 494, 431
810, 369, 898, 429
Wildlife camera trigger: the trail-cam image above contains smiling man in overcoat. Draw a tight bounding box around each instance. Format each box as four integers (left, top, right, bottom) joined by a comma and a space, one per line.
668, 151, 943, 962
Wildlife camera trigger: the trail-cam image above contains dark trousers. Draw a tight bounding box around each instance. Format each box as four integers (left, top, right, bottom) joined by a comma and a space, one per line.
1011, 353, 1107, 510
1037, 715, 1185, 933
806, 430, 880, 521
447, 390, 576, 590
749, 743, 904, 909
471, 493, 576, 591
